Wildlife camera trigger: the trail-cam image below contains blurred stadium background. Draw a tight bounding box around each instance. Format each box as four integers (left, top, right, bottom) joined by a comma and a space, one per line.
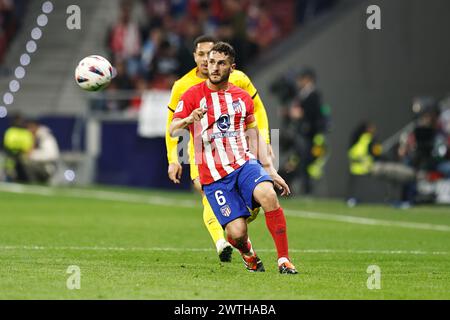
1, 0, 450, 206
0, 0, 450, 300
0, 0, 449, 205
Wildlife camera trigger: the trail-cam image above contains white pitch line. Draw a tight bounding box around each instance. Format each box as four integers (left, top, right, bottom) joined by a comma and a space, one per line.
1, 183, 450, 232
284, 209, 450, 232
0, 245, 448, 256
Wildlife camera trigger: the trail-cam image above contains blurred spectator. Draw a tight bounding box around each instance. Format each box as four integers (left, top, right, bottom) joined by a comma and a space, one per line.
128, 76, 148, 113
270, 71, 298, 115
0, 0, 28, 68
346, 118, 423, 207
107, 1, 142, 78
398, 98, 440, 172
436, 98, 450, 177
346, 121, 382, 206
140, 27, 163, 78
247, 1, 279, 57
396, 98, 441, 203
348, 122, 381, 175
279, 67, 327, 194
2, 114, 33, 182
195, 0, 219, 36
148, 38, 179, 89
96, 0, 340, 113
112, 60, 134, 90
24, 120, 60, 184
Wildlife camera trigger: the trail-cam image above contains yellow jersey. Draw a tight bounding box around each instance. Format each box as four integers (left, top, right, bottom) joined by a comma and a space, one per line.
165, 67, 270, 166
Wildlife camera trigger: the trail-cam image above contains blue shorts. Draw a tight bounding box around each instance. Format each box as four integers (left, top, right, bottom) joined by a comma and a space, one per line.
203, 160, 273, 227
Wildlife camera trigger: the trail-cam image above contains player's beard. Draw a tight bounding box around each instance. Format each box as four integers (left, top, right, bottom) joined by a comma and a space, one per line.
209, 69, 231, 85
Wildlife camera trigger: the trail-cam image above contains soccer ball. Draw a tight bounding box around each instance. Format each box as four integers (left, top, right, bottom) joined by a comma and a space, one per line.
75, 55, 113, 91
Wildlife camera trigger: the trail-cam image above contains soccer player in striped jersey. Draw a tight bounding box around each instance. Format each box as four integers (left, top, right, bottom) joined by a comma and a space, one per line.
165, 35, 270, 262
170, 42, 298, 274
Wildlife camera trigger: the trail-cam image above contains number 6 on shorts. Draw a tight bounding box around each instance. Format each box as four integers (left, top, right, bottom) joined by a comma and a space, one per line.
215, 190, 226, 206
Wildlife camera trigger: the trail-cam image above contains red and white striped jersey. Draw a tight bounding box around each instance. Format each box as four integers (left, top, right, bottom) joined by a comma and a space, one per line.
173, 81, 257, 185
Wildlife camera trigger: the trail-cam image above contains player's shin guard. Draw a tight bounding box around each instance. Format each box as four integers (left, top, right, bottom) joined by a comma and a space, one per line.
264, 207, 290, 260
202, 195, 226, 246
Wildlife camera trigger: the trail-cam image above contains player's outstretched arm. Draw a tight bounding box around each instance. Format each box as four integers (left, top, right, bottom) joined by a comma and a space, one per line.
247, 127, 291, 196
169, 107, 205, 138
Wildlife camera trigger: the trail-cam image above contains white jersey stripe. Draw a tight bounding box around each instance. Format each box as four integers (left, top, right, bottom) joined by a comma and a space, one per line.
200, 97, 221, 181
238, 97, 255, 159
224, 92, 246, 164
211, 92, 234, 174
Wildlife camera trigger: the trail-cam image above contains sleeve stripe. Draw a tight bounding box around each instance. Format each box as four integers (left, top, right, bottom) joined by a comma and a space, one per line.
251, 91, 258, 100
167, 106, 175, 112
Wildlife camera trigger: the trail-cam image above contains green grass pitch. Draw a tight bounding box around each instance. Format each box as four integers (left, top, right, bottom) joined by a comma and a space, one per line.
0, 183, 449, 299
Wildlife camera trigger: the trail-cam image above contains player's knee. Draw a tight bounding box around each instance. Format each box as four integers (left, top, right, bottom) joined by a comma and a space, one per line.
226, 220, 247, 240
257, 186, 279, 211
228, 228, 246, 240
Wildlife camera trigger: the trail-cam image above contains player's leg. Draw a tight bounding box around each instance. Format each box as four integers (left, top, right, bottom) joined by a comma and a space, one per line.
238, 161, 298, 274
203, 177, 264, 272
190, 163, 233, 262
224, 217, 263, 272
253, 181, 298, 274
224, 217, 248, 252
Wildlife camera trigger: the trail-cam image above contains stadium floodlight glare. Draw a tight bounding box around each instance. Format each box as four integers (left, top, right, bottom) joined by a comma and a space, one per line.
0, 106, 7, 118
31, 28, 42, 40
42, 1, 54, 14
3, 93, 14, 105
37, 14, 48, 27
9, 80, 20, 93
20, 54, 30, 66
64, 170, 76, 182
26, 40, 37, 53
14, 67, 26, 79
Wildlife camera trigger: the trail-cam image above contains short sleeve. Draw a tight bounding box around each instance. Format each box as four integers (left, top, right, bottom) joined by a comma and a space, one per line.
244, 94, 257, 128
167, 81, 183, 112
173, 90, 194, 120
243, 75, 258, 99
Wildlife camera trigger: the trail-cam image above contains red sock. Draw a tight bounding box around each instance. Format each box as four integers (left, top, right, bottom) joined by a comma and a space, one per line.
227, 234, 252, 255
265, 207, 289, 259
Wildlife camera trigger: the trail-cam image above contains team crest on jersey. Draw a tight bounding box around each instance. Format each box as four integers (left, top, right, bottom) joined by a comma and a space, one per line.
232, 100, 242, 113
220, 205, 232, 217
175, 100, 184, 113
217, 114, 231, 132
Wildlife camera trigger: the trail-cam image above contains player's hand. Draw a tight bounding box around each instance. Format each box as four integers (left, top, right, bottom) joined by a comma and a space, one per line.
272, 173, 291, 197
265, 166, 291, 196
168, 162, 182, 184
190, 107, 206, 122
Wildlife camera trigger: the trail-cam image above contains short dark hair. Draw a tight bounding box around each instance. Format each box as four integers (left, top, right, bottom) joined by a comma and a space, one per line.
209, 42, 235, 63
193, 35, 218, 52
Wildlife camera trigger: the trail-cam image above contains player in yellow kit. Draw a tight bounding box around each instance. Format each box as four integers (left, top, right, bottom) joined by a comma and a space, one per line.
165, 35, 271, 262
